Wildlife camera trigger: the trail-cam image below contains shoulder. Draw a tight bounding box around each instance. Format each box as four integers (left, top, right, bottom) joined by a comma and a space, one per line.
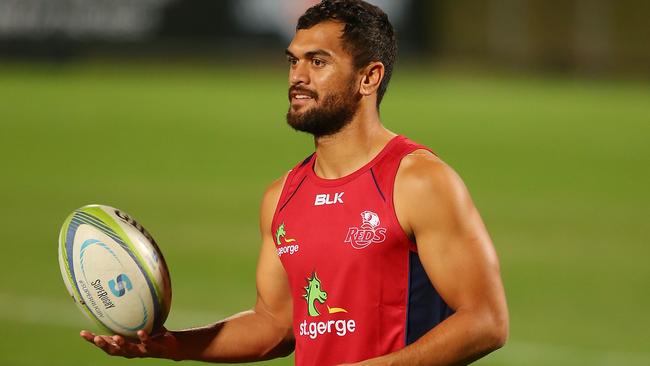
259, 171, 290, 234
261, 172, 290, 210
396, 149, 466, 197
395, 149, 474, 231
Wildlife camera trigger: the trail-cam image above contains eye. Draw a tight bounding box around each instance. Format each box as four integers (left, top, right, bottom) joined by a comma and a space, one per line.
287, 57, 298, 66
312, 58, 326, 67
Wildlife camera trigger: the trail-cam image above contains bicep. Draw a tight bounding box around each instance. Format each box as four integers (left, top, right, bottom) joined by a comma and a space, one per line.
254, 175, 293, 331
415, 204, 503, 313
397, 160, 506, 314
255, 233, 293, 327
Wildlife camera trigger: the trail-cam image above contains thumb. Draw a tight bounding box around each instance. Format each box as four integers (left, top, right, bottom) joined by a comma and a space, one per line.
137, 330, 150, 343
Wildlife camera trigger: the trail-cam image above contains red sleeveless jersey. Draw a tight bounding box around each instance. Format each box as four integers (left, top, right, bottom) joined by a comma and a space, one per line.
271, 136, 453, 365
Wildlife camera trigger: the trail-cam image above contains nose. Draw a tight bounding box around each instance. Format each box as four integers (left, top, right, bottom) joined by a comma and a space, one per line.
289, 60, 310, 86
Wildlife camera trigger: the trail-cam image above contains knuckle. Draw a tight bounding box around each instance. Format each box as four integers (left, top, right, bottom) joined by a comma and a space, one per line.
105, 344, 123, 356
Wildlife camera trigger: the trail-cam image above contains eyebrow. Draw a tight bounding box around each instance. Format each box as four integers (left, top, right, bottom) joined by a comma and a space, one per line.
285, 49, 333, 59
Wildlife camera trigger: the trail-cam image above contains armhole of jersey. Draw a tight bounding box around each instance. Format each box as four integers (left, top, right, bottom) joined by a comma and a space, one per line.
270, 154, 314, 232
384, 146, 451, 346
386, 146, 435, 253
270, 170, 293, 235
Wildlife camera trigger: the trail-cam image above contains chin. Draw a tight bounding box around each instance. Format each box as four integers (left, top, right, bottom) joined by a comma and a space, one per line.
291, 103, 315, 113
288, 106, 312, 122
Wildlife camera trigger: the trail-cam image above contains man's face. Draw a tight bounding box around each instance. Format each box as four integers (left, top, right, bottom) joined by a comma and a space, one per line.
286, 21, 361, 137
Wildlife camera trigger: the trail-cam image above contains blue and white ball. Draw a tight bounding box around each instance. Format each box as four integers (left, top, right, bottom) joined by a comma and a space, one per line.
58, 204, 172, 338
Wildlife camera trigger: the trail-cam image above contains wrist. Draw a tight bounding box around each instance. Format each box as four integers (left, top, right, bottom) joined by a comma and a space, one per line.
371, 352, 400, 366
165, 330, 185, 361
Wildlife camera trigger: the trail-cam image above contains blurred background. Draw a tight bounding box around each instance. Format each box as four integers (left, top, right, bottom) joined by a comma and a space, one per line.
0, 1, 648, 365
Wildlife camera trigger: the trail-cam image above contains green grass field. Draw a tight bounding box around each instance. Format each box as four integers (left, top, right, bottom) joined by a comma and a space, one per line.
0, 62, 648, 366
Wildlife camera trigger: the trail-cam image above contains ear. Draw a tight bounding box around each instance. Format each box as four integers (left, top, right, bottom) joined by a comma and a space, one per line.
359, 62, 385, 97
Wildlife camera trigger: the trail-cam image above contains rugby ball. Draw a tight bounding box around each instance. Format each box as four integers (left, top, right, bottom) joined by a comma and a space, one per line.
58, 204, 172, 338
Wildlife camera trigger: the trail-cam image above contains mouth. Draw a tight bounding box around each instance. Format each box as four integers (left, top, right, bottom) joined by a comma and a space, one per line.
289, 89, 317, 108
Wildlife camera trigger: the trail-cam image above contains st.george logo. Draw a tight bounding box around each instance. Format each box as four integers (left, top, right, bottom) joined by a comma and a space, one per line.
303, 272, 328, 317
303, 272, 348, 317
275, 223, 299, 257
344, 211, 387, 249
108, 273, 133, 297
300, 272, 355, 340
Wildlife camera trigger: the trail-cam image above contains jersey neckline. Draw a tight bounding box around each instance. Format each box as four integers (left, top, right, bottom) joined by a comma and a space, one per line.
307, 135, 405, 187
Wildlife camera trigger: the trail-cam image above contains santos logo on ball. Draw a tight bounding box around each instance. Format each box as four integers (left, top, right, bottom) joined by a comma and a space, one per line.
298, 272, 356, 340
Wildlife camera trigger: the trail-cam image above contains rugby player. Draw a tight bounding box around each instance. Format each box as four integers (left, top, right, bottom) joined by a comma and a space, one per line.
81, 1, 509, 364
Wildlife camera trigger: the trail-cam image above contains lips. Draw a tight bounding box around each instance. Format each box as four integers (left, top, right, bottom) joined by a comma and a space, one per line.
289, 87, 317, 104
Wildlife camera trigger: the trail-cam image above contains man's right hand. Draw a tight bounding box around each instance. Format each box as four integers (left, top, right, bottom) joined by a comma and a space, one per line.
76, 175, 294, 363
80, 328, 180, 360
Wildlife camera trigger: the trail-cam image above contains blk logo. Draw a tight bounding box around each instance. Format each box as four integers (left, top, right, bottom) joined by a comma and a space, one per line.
108, 274, 133, 297
314, 192, 344, 206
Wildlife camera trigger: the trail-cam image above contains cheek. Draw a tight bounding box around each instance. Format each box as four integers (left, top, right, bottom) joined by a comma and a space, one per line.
312, 65, 357, 98
313, 69, 344, 91
314, 84, 340, 102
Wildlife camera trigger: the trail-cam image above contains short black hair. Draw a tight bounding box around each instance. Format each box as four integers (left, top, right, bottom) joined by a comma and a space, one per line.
297, 0, 397, 107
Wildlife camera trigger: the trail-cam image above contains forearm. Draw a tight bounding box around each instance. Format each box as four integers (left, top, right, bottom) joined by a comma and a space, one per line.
369, 309, 507, 366
170, 310, 294, 363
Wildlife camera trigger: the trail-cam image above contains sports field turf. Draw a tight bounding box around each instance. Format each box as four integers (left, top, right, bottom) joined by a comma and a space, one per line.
0, 62, 648, 366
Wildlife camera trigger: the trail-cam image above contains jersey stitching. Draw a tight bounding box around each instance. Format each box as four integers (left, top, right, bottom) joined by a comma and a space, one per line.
388, 145, 427, 251
370, 167, 386, 202
279, 175, 307, 213
300, 153, 315, 167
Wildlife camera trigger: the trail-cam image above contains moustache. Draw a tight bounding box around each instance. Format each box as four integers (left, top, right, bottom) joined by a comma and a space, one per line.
288, 86, 318, 101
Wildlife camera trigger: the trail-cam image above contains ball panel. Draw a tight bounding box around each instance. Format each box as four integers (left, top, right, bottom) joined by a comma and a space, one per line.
58, 212, 116, 335
58, 211, 77, 294
84, 206, 164, 308
58, 212, 76, 298
72, 208, 161, 320
72, 225, 152, 336
109, 207, 172, 326
58, 204, 171, 337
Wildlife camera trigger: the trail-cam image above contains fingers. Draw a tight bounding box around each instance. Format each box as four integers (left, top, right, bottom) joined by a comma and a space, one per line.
112, 335, 126, 347
136, 330, 158, 357
79, 329, 165, 359
94, 335, 114, 349
79, 330, 138, 358
137, 330, 149, 343
138, 330, 158, 352
138, 330, 171, 359
80, 330, 95, 342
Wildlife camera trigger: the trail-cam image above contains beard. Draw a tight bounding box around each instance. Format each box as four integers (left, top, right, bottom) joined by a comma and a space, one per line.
286, 79, 361, 138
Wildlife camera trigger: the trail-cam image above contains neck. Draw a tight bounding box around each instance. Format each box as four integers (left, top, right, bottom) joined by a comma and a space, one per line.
313, 104, 396, 179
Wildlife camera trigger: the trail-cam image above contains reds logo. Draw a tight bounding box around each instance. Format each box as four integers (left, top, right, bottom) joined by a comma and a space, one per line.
344, 211, 387, 249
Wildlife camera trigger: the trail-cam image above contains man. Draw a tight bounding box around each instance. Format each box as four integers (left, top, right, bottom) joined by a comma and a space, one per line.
81, 1, 509, 365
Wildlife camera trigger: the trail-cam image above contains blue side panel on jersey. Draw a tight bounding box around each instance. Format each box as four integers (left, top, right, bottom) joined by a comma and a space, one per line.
406, 251, 454, 345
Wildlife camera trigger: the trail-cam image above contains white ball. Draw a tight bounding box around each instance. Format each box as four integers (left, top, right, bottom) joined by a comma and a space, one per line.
58, 204, 172, 337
